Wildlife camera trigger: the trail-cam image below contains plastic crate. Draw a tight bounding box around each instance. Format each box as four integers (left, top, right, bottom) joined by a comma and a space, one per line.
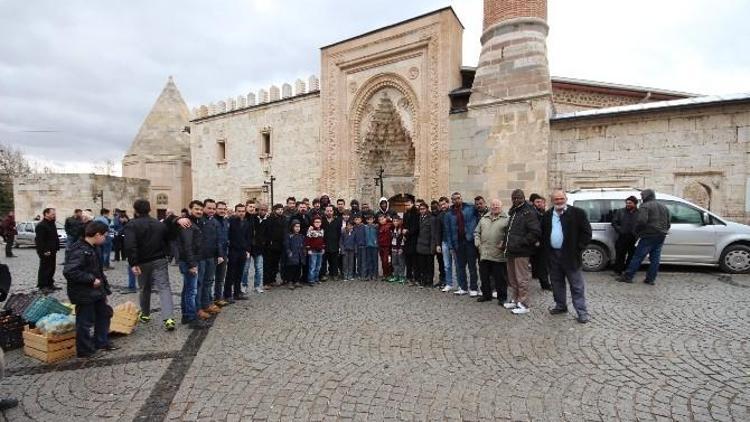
3, 292, 42, 317
22, 296, 71, 324
0, 310, 24, 351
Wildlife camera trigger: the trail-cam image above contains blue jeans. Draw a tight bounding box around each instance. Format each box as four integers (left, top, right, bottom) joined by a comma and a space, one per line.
625, 235, 666, 282
127, 266, 136, 289
178, 262, 199, 320
100, 237, 112, 267
454, 239, 479, 291
441, 241, 454, 287
242, 254, 264, 288
199, 258, 216, 309
356, 247, 367, 278
366, 247, 378, 278
308, 251, 323, 283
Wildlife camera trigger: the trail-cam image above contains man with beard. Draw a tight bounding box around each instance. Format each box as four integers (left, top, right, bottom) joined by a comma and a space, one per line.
445, 192, 480, 296
529, 193, 552, 291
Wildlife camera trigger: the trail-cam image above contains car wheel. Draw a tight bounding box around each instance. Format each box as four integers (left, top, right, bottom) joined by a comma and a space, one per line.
719, 244, 750, 274
581, 244, 608, 272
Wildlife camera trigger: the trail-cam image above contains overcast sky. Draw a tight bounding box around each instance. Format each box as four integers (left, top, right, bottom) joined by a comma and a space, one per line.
1, 0, 748, 174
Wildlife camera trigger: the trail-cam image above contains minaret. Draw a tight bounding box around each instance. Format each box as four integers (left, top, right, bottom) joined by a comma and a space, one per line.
122, 76, 192, 214
468, 0, 553, 199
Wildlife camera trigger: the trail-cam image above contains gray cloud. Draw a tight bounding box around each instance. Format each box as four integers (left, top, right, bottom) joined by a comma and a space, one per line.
0, 0, 747, 170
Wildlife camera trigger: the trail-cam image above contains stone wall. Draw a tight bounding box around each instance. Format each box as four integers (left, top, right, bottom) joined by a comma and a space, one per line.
13, 174, 150, 221
190, 93, 321, 207
552, 87, 645, 114
550, 103, 750, 222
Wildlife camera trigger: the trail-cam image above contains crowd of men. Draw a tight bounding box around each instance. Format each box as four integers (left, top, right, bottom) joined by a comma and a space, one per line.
12, 187, 674, 359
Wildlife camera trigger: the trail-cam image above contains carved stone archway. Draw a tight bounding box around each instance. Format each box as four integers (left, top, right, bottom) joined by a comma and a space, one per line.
349, 73, 420, 206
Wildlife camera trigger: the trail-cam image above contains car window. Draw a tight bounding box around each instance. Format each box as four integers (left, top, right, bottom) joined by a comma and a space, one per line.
574, 199, 621, 223
660, 200, 703, 224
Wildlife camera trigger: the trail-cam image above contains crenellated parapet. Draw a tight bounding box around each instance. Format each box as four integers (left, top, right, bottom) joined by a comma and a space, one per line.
192, 74, 319, 118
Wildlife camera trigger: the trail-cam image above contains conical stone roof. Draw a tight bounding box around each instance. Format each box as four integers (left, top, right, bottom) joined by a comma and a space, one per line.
126, 76, 190, 159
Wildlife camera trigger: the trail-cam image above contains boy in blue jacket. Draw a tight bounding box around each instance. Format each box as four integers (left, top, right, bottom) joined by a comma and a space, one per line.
284, 220, 306, 289
352, 214, 366, 280
364, 213, 379, 280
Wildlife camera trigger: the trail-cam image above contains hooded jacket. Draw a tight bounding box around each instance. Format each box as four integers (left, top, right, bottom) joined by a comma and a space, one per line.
636, 189, 671, 238
63, 239, 111, 305
374, 197, 396, 220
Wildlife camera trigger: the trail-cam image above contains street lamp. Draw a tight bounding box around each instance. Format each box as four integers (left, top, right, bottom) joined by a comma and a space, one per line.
263, 175, 276, 205
373, 166, 385, 199
93, 190, 104, 210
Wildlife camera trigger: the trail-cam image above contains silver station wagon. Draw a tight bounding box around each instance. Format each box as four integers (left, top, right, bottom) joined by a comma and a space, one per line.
566, 189, 750, 274
13, 221, 68, 249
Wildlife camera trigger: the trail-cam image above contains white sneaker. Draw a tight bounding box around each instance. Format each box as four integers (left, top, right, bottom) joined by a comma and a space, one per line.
441, 285, 453, 292
454, 289, 468, 295
511, 303, 529, 314
492, 291, 497, 299
502, 302, 517, 309
469, 290, 479, 297
255, 287, 265, 294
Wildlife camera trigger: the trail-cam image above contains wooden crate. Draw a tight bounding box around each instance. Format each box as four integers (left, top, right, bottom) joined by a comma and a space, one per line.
109, 302, 139, 335
22, 326, 76, 363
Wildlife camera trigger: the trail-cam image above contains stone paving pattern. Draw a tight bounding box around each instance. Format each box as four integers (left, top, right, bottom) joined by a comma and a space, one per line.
0, 247, 748, 421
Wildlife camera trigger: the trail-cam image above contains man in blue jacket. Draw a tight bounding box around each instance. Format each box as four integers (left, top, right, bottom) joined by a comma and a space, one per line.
444, 192, 479, 296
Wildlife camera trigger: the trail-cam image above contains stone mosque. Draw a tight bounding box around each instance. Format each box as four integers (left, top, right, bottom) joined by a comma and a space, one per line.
123, 0, 750, 221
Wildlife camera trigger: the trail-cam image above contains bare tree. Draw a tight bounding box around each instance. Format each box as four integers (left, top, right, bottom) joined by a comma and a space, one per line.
0, 142, 32, 179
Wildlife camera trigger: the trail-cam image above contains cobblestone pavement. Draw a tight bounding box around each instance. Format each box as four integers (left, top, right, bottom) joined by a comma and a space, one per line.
0, 246, 749, 421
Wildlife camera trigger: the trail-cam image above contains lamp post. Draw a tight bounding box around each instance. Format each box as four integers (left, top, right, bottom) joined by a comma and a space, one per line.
263, 175, 276, 205
93, 190, 104, 210
373, 166, 385, 199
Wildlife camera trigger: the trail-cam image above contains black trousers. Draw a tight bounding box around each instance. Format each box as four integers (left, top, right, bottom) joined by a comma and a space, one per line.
75, 298, 111, 357
4, 235, 14, 257
37, 253, 56, 288
225, 252, 246, 299
321, 251, 339, 278
531, 251, 550, 288
614, 233, 637, 273
435, 252, 445, 283
113, 235, 124, 261
405, 251, 417, 280
415, 253, 434, 286
479, 260, 508, 302
264, 250, 281, 284
285, 264, 302, 284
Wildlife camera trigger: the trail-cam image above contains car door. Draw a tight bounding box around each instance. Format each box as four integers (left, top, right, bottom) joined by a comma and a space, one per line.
659, 200, 716, 263
17, 223, 32, 246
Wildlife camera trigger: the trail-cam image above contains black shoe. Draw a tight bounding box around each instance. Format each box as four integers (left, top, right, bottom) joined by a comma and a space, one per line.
0, 398, 18, 410
234, 294, 248, 300
643, 279, 655, 285
226, 298, 236, 304
476, 297, 491, 303
180, 316, 190, 325
189, 319, 211, 329
616, 275, 634, 283
549, 306, 568, 315
99, 344, 120, 351
577, 314, 591, 324
77, 350, 101, 359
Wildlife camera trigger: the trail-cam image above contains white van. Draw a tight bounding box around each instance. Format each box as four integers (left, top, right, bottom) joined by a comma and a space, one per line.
566, 189, 750, 274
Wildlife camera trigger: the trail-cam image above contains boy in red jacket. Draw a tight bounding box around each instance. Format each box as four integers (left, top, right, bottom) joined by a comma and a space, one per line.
377, 214, 393, 281
304, 216, 326, 285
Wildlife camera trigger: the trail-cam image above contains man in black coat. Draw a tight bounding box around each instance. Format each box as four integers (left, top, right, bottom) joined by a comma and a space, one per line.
35, 208, 61, 292
529, 193, 552, 290
503, 190, 541, 315
611, 196, 639, 275
541, 189, 592, 324
264, 204, 287, 286
225, 204, 251, 301
63, 221, 117, 357
402, 198, 420, 283
321, 205, 342, 280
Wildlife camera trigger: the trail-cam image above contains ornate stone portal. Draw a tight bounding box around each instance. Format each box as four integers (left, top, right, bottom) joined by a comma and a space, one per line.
320, 8, 463, 204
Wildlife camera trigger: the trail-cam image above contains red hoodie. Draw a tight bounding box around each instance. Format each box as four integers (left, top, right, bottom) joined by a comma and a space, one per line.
377, 221, 393, 247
